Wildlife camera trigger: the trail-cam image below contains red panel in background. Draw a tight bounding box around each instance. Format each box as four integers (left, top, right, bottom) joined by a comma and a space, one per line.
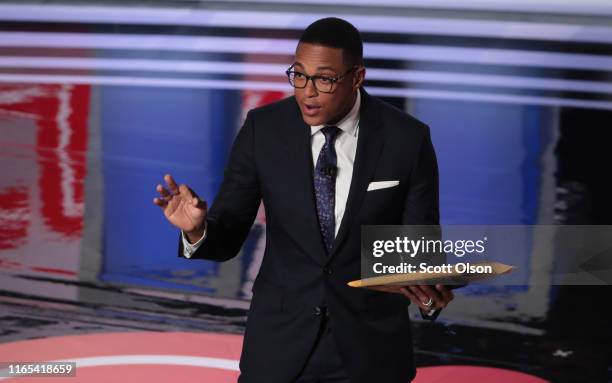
0, 186, 29, 250
0, 84, 89, 238
0, 84, 90, 276
35, 84, 89, 238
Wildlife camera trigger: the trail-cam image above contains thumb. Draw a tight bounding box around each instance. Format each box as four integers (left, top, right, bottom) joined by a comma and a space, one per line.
191, 196, 202, 208
178, 184, 192, 198
191, 197, 207, 210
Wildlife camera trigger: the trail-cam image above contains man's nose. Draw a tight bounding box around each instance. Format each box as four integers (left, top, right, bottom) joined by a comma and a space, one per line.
304, 78, 318, 97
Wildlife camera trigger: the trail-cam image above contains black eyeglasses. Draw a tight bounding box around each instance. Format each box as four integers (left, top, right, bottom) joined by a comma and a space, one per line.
285, 66, 356, 93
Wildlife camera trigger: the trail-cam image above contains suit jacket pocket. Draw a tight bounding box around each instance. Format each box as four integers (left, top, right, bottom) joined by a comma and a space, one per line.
367, 180, 400, 191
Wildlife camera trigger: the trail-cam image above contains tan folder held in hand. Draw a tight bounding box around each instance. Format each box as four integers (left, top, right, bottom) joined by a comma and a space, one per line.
347, 261, 515, 293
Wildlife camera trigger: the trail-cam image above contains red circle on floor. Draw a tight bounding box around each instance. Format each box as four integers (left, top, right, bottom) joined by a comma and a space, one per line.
0, 332, 548, 382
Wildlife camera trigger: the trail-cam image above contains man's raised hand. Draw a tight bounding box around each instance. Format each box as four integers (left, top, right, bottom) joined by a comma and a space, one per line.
153, 174, 207, 236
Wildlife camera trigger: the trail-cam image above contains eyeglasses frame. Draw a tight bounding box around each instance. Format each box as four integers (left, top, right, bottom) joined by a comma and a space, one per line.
285, 65, 358, 93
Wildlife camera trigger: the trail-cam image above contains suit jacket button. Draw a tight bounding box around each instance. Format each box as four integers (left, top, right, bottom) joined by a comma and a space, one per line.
314, 306, 322, 316
323, 267, 333, 275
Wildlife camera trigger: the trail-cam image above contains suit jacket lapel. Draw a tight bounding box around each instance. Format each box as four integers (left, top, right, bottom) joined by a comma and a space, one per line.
327, 88, 385, 262
278, 98, 328, 265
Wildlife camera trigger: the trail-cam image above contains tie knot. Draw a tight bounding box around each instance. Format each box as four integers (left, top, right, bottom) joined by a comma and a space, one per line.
321, 125, 340, 144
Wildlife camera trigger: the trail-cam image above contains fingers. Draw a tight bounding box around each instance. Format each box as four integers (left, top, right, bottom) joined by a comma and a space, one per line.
186, 185, 202, 205
399, 285, 451, 311
153, 180, 173, 208
190, 195, 207, 212
418, 285, 445, 309
153, 174, 207, 213
164, 174, 180, 195
152, 196, 167, 207
156, 183, 171, 199
153, 174, 178, 209
400, 287, 433, 311
374, 285, 403, 294
196, 198, 207, 211
399, 287, 419, 303
435, 284, 455, 304
399, 286, 431, 311
409, 285, 437, 310
179, 184, 193, 200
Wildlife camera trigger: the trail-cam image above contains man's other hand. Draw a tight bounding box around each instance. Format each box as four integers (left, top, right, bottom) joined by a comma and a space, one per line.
153, 174, 207, 241
399, 284, 454, 311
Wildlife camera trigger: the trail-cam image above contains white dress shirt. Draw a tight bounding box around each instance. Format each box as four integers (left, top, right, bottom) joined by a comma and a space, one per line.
181, 91, 361, 258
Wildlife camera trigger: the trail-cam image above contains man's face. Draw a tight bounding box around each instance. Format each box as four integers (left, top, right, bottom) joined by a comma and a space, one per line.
292, 43, 365, 126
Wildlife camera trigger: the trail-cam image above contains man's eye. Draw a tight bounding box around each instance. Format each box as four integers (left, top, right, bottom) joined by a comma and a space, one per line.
318, 77, 333, 84
294, 72, 306, 78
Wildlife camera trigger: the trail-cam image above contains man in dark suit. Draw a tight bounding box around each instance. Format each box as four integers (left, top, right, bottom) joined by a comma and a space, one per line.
154, 17, 454, 383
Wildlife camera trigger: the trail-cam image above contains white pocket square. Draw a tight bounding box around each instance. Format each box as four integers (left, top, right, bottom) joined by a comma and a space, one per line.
367, 180, 400, 191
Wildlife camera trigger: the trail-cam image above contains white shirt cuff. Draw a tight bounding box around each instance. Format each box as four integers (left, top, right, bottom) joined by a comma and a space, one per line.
181, 223, 207, 258
421, 308, 437, 317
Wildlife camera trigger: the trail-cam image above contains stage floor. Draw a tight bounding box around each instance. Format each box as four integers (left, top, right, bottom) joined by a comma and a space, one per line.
0, 273, 609, 382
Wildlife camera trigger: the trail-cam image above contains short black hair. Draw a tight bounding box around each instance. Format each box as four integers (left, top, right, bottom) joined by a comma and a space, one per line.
298, 17, 363, 67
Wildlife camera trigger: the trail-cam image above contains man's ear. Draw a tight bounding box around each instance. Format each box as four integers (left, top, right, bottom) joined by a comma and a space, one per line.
353, 66, 366, 91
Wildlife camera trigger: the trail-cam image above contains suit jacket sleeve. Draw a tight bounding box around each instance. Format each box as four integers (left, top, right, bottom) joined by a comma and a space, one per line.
402, 124, 444, 321
177, 111, 261, 262
402, 124, 439, 226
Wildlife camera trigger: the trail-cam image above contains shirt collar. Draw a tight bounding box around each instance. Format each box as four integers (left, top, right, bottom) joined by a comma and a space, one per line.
310, 90, 360, 138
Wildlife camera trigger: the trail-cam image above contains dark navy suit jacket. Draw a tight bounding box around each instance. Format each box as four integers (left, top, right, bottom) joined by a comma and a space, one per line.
178, 88, 440, 383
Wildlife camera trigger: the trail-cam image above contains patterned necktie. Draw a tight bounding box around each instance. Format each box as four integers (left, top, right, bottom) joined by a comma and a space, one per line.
314, 126, 341, 254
